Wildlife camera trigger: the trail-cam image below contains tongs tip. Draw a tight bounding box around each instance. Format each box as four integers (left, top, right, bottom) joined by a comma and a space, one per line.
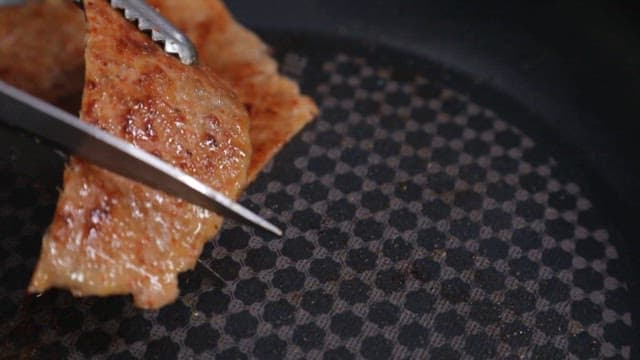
75, 0, 199, 65
109, 0, 199, 65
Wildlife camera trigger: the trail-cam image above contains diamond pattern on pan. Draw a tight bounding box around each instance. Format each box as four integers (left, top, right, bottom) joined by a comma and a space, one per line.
0, 46, 633, 359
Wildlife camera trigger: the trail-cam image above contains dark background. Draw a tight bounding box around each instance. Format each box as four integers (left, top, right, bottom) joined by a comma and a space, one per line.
227, 0, 640, 207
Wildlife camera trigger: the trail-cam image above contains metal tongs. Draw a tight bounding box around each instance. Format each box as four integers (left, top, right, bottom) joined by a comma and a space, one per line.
75, 0, 198, 65
0, 0, 283, 236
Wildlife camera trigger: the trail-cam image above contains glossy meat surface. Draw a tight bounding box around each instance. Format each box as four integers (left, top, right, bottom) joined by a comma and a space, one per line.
1, 0, 317, 180
0, 0, 84, 111
28, 0, 252, 308
2, 0, 317, 308
147, 0, 318, 181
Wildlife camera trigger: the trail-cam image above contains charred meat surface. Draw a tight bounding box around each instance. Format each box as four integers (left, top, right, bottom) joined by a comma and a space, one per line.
147, 0, 318, 181
1, 0, 317, 308
28, 0, 252, 309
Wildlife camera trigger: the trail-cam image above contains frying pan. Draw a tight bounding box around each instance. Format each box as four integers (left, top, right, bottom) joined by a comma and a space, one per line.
1, 0, 638, 358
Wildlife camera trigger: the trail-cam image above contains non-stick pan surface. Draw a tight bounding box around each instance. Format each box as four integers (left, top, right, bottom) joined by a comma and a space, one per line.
1, 1, 639, 359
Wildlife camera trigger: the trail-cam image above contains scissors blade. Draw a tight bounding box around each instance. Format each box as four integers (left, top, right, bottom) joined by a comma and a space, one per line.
0, 80, 282, 236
